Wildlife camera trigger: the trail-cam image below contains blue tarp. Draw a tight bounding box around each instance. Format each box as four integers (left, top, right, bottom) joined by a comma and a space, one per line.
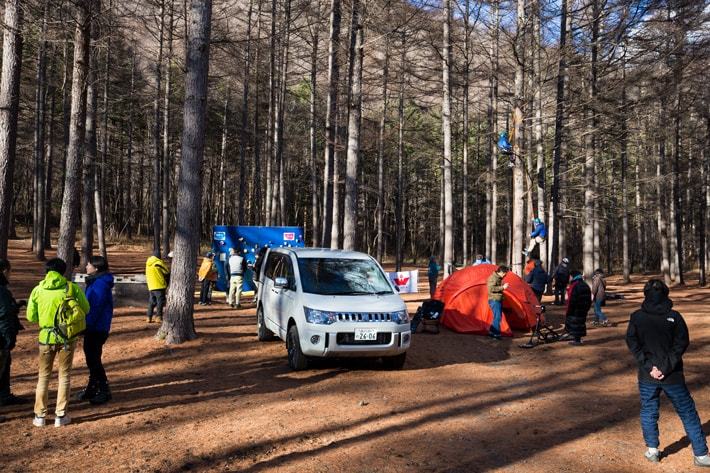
211, 226, 305, 291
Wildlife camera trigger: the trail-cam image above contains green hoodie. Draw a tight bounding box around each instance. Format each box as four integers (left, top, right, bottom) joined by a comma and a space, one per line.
26, 271, 90, 345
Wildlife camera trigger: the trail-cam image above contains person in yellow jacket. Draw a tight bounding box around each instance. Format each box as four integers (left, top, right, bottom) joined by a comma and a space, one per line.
26, 258, 90, 427
198, 252, 217, 305
145, 251, 171, 323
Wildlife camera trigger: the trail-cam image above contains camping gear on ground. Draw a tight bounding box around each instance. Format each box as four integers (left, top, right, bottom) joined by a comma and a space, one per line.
519, 305, 561, 348
411, 299, 444, 334
433, 264, 539, 337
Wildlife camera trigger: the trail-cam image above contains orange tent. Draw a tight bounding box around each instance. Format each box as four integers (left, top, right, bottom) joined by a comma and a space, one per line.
433, 264, 541, 337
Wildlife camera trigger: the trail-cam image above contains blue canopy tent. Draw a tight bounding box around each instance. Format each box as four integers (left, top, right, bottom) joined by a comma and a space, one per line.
211, 226, 305, 292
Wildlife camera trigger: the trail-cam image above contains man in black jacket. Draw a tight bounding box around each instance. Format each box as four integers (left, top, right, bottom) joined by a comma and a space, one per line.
564, 271, 591, 346
625, 279, 709, 467
552, 257, 570, 305
0, 258, 26, 406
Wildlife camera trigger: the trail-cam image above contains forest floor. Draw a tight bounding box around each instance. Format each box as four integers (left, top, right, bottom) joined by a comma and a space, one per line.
1, 237, 709, 473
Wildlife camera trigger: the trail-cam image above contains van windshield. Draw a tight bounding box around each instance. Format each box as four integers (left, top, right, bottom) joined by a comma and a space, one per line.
297, 258, 394, 296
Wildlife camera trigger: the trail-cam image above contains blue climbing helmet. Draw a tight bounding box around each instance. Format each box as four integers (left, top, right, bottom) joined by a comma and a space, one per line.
533, 217, 541, 225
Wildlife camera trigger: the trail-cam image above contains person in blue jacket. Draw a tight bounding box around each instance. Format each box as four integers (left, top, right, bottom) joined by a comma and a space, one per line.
523, 217, 547, 257
79, 256, 114, 405
427, 256, 441, 297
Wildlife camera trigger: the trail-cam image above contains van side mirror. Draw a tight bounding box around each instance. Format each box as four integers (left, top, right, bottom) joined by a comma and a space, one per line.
274, 277, 288, 288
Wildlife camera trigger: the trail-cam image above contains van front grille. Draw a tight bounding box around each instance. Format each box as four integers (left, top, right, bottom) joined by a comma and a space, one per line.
335, 312, 393, 322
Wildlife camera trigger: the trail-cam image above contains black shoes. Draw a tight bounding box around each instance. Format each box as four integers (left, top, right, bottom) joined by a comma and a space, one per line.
0, 393, 28, 406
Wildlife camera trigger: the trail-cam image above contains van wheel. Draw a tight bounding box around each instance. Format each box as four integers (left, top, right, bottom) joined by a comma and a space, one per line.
257, 305, 274, 341
287, 325, 309, 370
382, 352, 407, 370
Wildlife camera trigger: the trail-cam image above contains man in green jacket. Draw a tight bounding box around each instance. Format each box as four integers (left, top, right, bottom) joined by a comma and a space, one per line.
486, 265, 509, 340
26, 258, 90, 427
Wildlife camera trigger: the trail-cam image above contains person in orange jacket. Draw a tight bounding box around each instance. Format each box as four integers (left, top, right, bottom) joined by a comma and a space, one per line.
198, 252, 218, 305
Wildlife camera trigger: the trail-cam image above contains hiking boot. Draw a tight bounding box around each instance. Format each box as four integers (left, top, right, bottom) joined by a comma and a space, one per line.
695, 455, 710, 467
488, 332, 502, 340
77, 382, 97, 402
644, 450, 660, 463
146, 316, 153, 323
568, 340, 584, 346
90, 383, 112, 405
599, 320, 613, 327
0, 393, 28, 406
33, 416, 46, 427
54, 415, 71, 427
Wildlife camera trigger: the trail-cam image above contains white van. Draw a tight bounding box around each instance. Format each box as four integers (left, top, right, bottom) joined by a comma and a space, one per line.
255, 248, 411, 370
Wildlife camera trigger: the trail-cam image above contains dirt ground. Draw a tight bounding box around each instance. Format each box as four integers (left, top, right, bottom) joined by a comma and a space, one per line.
1, 238, 709, 473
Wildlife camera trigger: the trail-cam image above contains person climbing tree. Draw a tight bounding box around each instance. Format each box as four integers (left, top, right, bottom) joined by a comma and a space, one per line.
523, 217, 547, 257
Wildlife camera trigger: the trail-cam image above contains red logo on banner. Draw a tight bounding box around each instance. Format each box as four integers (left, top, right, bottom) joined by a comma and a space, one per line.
283, 232, 295, 241
394, 276, 410, 287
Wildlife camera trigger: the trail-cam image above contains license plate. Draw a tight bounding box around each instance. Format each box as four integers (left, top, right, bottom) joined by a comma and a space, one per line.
354, 328, 378, 341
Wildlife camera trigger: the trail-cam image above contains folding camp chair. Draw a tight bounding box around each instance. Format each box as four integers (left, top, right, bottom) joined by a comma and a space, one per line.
519, 305, 561, 348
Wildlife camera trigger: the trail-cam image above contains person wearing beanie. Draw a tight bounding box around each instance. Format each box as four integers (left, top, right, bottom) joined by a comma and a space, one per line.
626, 279, 710, 467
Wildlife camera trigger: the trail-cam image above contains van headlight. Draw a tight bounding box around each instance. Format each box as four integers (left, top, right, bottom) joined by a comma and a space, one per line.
392, 310, 409, 324
304, 307, 337, 325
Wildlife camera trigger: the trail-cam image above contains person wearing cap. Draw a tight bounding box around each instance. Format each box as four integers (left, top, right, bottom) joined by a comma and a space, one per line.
226, 248, 247, 309
522, 217, 547, 257
145, 251, 171, 323
552, 257, 571, 305
625, 279, 710, 467
198, 252, 218, 305
486, 265, 510, 340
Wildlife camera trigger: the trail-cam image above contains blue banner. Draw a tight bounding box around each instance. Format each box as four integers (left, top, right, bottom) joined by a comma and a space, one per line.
212, 226, 305, 291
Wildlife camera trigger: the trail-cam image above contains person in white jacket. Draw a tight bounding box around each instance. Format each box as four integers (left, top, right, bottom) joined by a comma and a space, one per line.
226, 248, 247, 309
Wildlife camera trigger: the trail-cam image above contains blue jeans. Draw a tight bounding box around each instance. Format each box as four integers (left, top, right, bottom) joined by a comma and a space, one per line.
489, 300, 502, 336
594, 299, 607, 322
639, 382, 708, 456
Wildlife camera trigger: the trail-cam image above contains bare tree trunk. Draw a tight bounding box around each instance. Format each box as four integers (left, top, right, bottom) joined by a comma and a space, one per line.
657, 126, 671, 286
96, 3, 111, 261
239, 0, 253, 225
488, 0, 500, 263
276, 0, 291, 226
218, 91, 229, 223
533, 0, 545, 269
461, 0, 471, 266
159, 0, 212, 344
33, 1, 49, 259
81, 24, 99, 271
251, 0, 263, 225
162, 0, 173, 255
672, 87, 684, 284
57, 0, 92, 275
396, 31, 405, 271
126, 49, 135, 239
0, 0, 24, 259
621, 60, 630, 283
152, 0, 165, 256
343, 0, 363, 251
550, 0, 567, 271
442, 0, 453, 276
511, 0, 525, 276
309, 5, 320, 246
265, 0, 277, 225
44, 66, 56, 250
376, 10, 390, 261
321, 0, 341, 246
